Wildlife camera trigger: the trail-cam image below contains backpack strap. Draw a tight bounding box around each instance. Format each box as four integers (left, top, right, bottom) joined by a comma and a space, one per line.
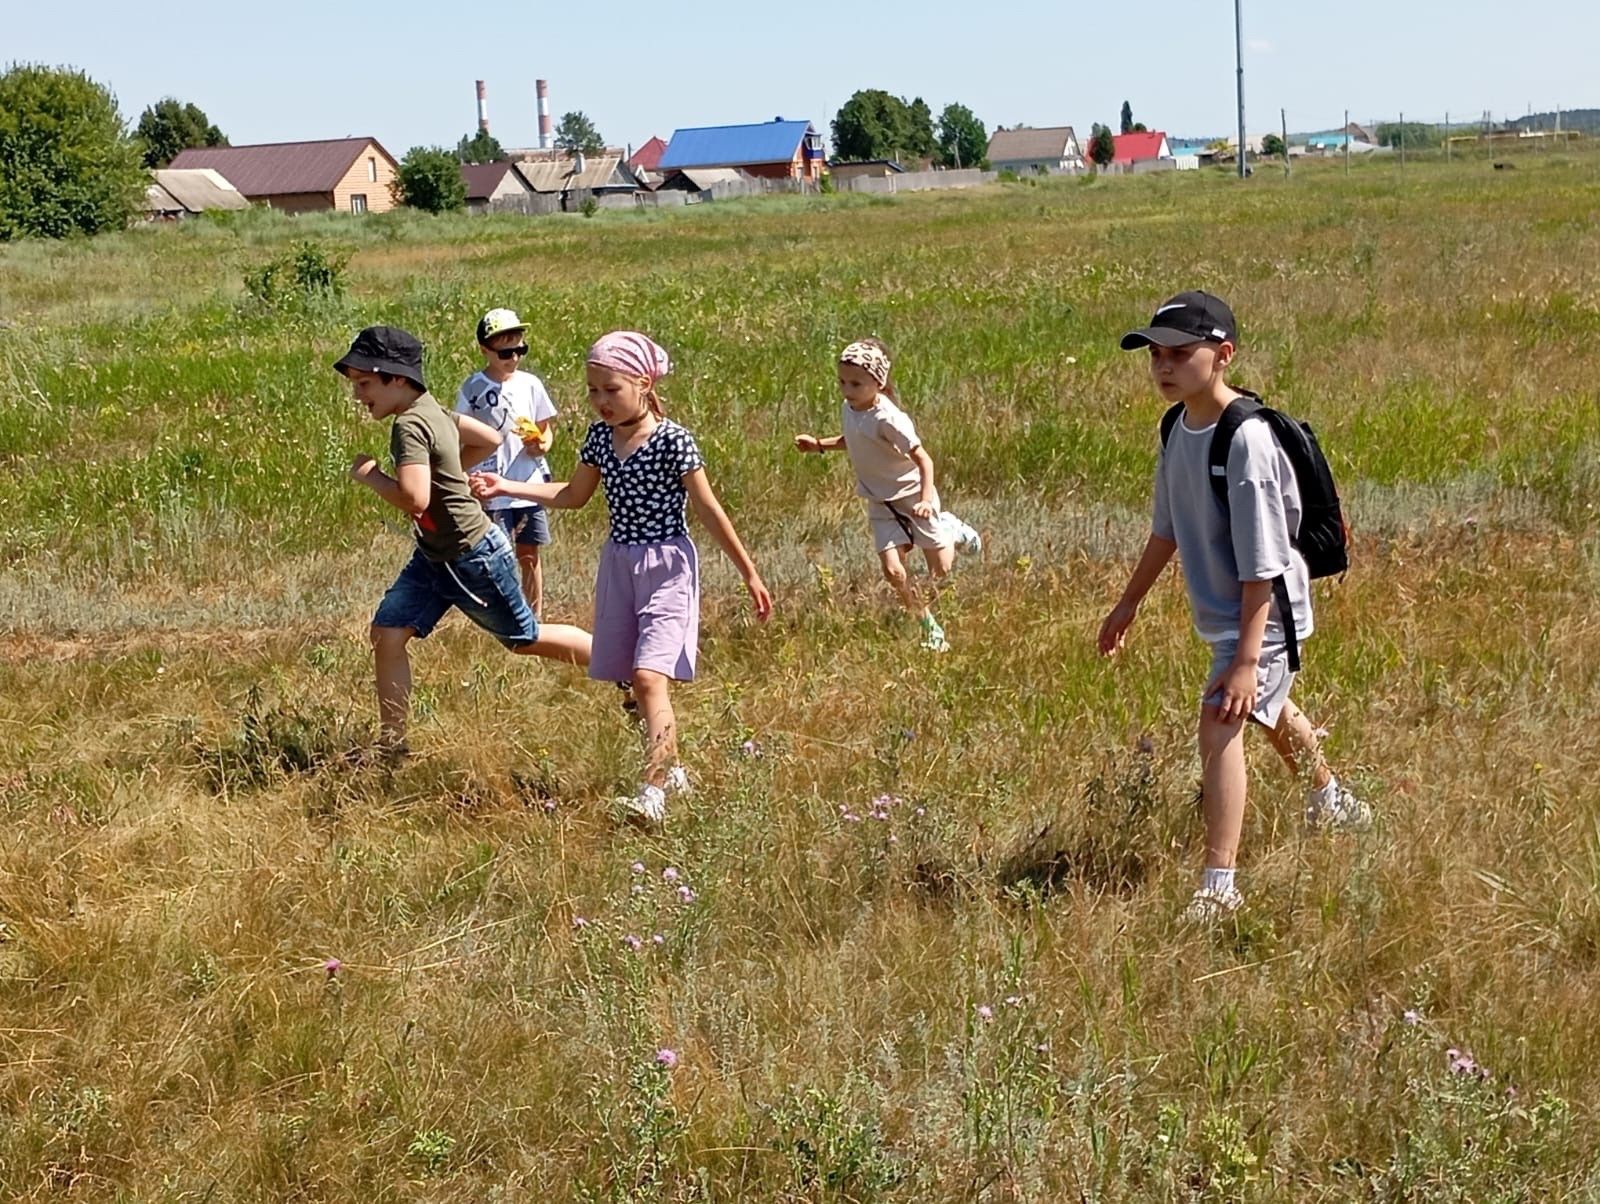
1158, 402, 1184, 448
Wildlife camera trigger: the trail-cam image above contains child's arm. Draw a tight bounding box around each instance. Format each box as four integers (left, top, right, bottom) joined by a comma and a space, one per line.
453, 412, 501, 466
1097, 534, 1177, 655
794, 433, 845, 453
1204, 580, 1272, 723
684, 468, 773, 620
471, 464, 600, 510
908, 445, 939, 518
351, 455, 430, 518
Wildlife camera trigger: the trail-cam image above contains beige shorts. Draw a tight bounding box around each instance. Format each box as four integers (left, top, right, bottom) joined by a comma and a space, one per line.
867, 498, 948, 553
1204, 639, 1296, 727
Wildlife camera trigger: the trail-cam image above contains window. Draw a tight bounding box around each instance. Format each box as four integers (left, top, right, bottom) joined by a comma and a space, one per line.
350, 194, 368, 215
367, 157, 377, 182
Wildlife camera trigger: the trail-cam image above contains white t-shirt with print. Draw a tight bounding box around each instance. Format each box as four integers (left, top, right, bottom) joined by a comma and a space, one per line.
454, 370, 558, 512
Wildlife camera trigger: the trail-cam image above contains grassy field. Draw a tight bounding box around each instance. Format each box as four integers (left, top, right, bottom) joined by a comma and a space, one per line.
2, 152, 1600, 1200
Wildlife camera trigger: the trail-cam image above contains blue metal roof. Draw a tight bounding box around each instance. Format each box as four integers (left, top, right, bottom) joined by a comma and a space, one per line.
657, 119, 815, 170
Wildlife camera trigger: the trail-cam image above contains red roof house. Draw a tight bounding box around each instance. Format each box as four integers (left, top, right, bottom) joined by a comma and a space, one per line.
170, 137, 399, 215
1112, 131, 1174, 168
628, 136, 668, 172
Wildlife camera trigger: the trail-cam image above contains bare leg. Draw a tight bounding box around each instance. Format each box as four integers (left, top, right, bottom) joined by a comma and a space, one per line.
370, 625, 415, 746
631, 668, 676, 788
879, 546, 929, 620
517, 545, 543, 620
921, 542, 955, 581
1197, 705, 1249, 869
1261, 699, 1333, 790
515, 623, 591, 666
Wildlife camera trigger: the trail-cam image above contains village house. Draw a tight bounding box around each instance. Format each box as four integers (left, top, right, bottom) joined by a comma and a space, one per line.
169, 137, 399, 214
656, 119, 826, 182
627, 137, 668, 173
828, 159, 906, 184
984, 126, 1083, 175
460, 161, 538, 215
1112, 130, 1176, 172
143, 168, 252, 220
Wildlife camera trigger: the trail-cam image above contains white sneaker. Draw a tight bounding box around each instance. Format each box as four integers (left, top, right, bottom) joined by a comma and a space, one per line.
1183, 885, 1245, 923
918, 617, 950, 653
1305, 782, 1373, 832
664, 765, 691, 798
940, 511, 982, 556
617, 783, 667, 828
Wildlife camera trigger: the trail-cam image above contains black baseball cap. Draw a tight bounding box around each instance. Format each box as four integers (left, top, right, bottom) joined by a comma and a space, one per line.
1119, 291, 1238, 350
333, 325, 427, 391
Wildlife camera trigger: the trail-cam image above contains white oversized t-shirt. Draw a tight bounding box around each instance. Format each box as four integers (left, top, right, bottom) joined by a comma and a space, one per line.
840, 396, 922, 502
454, 370, 558, 512
1151, 408, 1313, 645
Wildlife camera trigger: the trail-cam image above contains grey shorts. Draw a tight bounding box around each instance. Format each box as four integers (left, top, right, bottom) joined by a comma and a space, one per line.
867, 498, 949, 553
1204, 639, 1295, 727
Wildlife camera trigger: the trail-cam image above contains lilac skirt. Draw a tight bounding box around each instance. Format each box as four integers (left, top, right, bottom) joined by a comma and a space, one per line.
590, 537, 700, 683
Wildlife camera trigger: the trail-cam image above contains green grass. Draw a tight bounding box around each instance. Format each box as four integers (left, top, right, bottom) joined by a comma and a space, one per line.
1, 151, 1599, 1200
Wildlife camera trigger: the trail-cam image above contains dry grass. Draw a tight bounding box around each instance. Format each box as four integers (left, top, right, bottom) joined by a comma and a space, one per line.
2, 153, 1600, 1200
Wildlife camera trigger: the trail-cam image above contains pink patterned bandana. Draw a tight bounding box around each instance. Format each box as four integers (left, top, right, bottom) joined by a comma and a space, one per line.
839, 340, 891, 387
587, 331, 671, 382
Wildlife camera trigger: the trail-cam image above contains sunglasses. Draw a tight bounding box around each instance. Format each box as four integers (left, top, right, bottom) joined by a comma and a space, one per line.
493, 345, 529, 361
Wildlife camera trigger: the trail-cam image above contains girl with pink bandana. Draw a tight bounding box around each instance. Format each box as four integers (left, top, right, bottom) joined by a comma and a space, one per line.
471, 331, 771, 826
795, 338, 980, 652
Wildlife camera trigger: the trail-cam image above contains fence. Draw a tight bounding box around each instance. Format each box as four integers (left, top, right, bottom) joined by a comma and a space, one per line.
835, 168, 996, 195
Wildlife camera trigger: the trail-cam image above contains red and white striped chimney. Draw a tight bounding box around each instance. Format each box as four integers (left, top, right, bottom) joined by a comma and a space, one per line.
476, 80, 489, 133
537, 79, 552, 150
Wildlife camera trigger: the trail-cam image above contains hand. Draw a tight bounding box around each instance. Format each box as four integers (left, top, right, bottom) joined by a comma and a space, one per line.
745, 572, 773, 621
1097, 602, 1137, 656
468, 471, 503, 500
520, 421, 553, 453
349, 454, 378, 483
1204, 656, 1259, 724
911, 499, 936, 520
793, 434, 821, 454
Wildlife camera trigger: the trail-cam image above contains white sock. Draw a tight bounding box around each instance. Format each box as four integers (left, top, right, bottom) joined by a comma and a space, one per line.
1201, 866, 1237, 895
1311, 774, 1340, 804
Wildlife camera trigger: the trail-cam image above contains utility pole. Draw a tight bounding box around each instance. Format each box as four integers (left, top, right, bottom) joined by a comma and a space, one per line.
1281, 108, 1290, 177
1344, 107, 1350, 175
1445, 112, 1451, 163
1399, 110, 1406, 172
1234, 0, 1248, 179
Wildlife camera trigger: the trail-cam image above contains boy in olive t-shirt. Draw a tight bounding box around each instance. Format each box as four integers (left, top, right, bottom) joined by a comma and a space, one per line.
336, 325, 591, 753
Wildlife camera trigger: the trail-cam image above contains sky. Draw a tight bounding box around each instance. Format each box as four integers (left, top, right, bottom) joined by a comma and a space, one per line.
9, 0, 1599, 153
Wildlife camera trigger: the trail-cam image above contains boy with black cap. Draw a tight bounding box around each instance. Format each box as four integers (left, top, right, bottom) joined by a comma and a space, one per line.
1097, 292, 1369, 922
337, 324, 591, 753
456, 308, 560, 616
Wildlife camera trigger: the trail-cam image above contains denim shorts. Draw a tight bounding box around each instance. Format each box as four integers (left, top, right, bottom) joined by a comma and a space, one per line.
373, 525, 539, 649
490, 506, 551, 548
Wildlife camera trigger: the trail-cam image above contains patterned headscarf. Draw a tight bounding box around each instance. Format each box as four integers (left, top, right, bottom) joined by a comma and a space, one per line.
839, 340, 891, 387
587, 331, 671, 383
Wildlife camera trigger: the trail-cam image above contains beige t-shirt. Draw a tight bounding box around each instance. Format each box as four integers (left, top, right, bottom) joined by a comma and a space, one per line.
840, 396, 922, 502
390, 393, 492, 562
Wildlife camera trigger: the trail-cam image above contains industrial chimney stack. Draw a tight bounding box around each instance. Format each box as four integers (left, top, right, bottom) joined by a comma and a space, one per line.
537, 79, 552, 150
476, 80, 489, 133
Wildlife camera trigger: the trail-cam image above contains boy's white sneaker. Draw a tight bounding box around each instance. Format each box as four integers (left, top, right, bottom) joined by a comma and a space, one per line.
663, 765, 691, 798
1183, 885, 1245, 923
1304, 782, 1373, 832
617, 783, 667, 829
918, 616, 950, 653
940, 511, 982, 556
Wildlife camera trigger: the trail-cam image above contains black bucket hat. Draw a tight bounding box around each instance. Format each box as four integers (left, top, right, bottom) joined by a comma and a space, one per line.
1120, 291, 1238, 350
333, 325, 427, 391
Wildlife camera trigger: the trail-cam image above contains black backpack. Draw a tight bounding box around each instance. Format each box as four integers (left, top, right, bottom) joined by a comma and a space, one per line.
1159, 390, 1349, 672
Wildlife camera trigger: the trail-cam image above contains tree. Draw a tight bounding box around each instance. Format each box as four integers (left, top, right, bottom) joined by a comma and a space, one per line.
1261, 132, 1287, 158
455, 129, 504, 163
1375, 121, 1440, 150
831, 89, 912, 162
553, 111, 605, 157
906, 97, 937, 161
1120, 100, 1134, 135
1131, 122, 1148, 133
135, 97, 227, 169
0, 64, 146, 240
936, 103, 987, 169
1088, 123, 1116, 168
394, 146, 466, 213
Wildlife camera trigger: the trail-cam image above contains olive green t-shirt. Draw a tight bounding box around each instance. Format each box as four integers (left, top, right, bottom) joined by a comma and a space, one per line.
389, 393, 491, 562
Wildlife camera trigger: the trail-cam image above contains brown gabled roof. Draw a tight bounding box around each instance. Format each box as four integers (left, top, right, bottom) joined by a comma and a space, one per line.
460, 160, 529, 200
985, 126, 1079, 161
170, 137, 393, 196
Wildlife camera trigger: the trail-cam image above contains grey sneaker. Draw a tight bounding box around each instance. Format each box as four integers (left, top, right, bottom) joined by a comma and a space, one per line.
1305, 783, 1373, 832
940, 511, 982, 556
617, 783, 667, 829
1183, 885, 1245, 923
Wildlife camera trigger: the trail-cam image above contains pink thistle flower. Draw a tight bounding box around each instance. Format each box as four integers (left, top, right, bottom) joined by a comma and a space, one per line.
651, 933, 665, 946
1403, 1009, 1422, 1026
571, 916, 588, 930
622, 934, 643, 951
630, 861, 646, 875
323, 957, 342, 978
655, 1048, 678, 1069
542, 800, 557, 813
976, 1005, 994, 1022
676, 886, 696, 904
662, 867, 680, 884
1004, 995, 1022, 1007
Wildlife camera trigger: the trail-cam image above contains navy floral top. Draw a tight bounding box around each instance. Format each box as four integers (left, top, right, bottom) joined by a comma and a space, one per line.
579, 419, 705, 544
